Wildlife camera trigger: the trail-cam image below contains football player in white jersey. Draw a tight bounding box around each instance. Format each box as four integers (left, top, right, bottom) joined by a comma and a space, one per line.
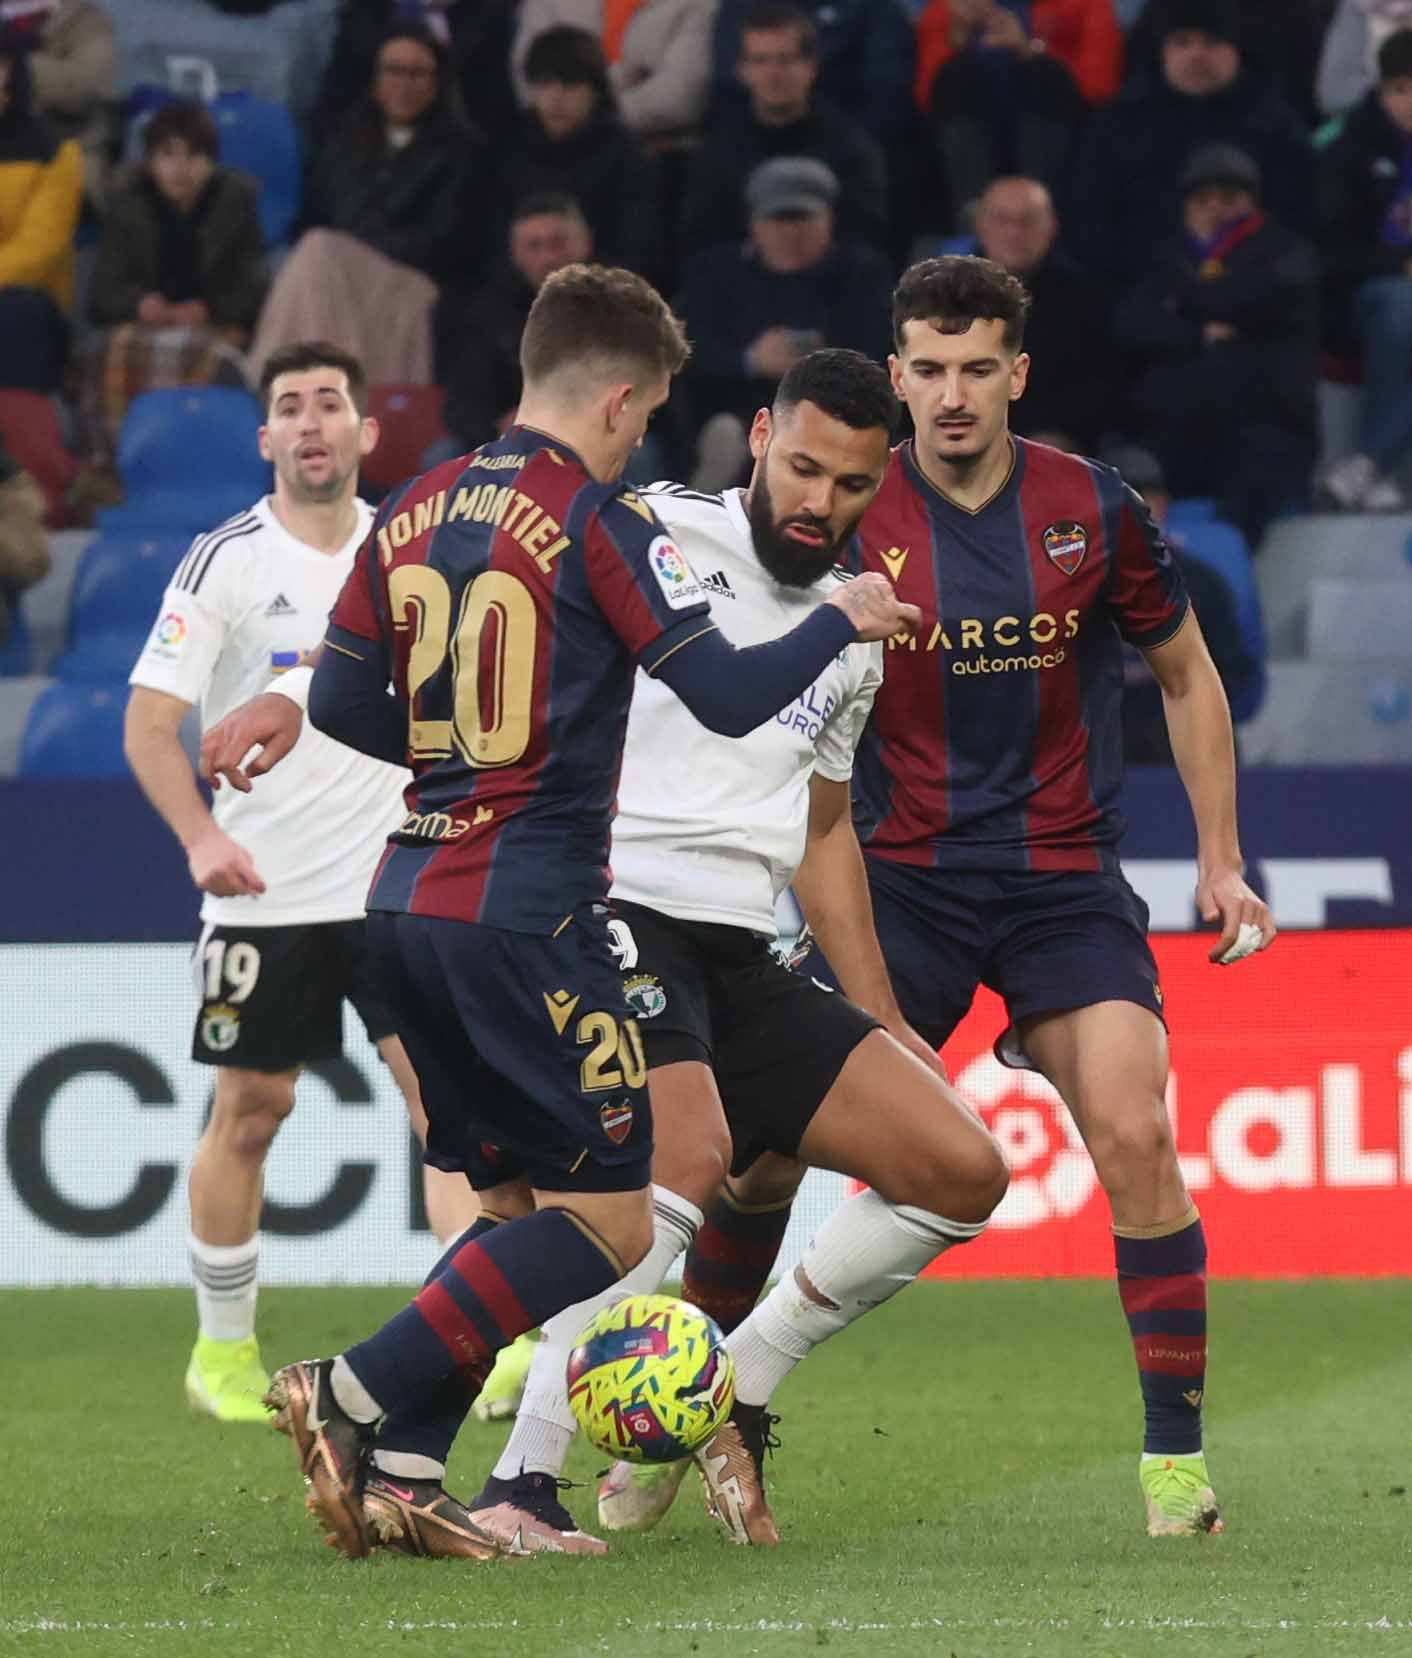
199, 350, 1008, 1558
125, 341, 479, 1423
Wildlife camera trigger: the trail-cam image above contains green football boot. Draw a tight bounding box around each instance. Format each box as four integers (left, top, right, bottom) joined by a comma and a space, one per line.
1141, 1452, 1224, 1536
471, 1330, 538, 1422
185, 1335, 271, 1424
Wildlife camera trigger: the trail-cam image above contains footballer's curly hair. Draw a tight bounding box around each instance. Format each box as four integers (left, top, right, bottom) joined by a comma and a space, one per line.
520, 263, 690, 394
891, 255, 1032, 355
773, 348, 896, 438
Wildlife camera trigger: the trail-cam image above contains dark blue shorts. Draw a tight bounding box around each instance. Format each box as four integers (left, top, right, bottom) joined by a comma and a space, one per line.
798, 858, 1164, 1067
365, 907, 652, 1194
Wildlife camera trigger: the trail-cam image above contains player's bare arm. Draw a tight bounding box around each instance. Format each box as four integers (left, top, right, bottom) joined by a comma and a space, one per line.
1142, 612, 1275, 965
792, 774, 947, 1079
126, 684, 265, 896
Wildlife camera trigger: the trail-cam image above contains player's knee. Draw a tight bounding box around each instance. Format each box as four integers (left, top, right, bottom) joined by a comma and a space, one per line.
211, 1073, 295, 1161
1087, 1102, 1174, 1187
875, 1123, 1009, 1224
612, 1207, 656, 1273
652, 1123, 731, 1213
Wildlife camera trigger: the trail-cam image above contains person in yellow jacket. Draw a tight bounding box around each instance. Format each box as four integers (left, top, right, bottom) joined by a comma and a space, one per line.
0, 43, 82, 391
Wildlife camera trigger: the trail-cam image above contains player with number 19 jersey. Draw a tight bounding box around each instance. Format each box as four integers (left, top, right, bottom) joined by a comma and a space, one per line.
329, 424, 714, 937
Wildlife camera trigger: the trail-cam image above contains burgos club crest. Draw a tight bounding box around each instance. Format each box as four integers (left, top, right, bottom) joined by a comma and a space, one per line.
624, 973, 666, 1019
1042, 520, 1087, 576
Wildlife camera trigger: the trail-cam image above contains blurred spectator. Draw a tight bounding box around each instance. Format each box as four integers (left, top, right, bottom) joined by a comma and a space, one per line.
434, 194, 594, 455
511, 0, 717, 142
106, 0, 338, 127
1317, 27, 1412, 511
1127, 0, 1335, 126
2, 0, 117, 209
914, 0, 1123, 109
1109, 443, 1259, 764
1114, 142, 1317, 544
712, 0, 916, 138
1068, 0, 1314, 287
919, 1, 1088, 224
248, 25, 481, 384
678, 156, 892, 487
500, 27, 658, 277
0, 44, 81, 393
0, 438, 49, 647
1318, 0, 1412, 114
318, 0, 517, 140
84, 101, 264, 455
680, 2, 889, 258
972, 176, 1118, 453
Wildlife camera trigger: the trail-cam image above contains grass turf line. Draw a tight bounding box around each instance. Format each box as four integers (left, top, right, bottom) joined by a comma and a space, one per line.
3, 1282, 1411, 1658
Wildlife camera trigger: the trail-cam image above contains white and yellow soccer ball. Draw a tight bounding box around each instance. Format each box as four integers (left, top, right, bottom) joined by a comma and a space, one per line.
566, 1293, 735, 1463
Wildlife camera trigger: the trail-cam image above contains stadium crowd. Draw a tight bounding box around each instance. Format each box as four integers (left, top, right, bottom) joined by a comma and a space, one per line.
0, 0, 1408, 613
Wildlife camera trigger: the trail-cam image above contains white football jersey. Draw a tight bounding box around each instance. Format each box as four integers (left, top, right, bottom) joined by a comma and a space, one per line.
129, 495, 408, 928
610, 485, 882, 935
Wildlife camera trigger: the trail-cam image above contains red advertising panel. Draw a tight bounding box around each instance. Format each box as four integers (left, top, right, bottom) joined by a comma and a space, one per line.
926, 931, 1412, 1278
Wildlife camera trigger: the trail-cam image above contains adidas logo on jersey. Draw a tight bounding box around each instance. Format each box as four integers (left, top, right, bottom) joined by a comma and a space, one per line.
264, 593, 296, 617
701, 570, 735, 600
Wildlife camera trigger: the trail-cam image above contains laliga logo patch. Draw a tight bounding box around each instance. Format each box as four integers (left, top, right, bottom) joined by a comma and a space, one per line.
648, 534, 703, 610
600, 1098, 635, 1144
624, 972, 666, 1019
154, 612, 187, 653
1042, 520, 1087, 577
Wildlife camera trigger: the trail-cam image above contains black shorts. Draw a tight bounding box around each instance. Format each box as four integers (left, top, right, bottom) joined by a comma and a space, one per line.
796, 859, 1164, 1067
191, 918, 397, 1071
365, 906, 652, 1195
610, 899, 880, 1176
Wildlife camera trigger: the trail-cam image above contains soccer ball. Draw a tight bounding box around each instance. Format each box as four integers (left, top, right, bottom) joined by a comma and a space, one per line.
566, 1293, 735, 1463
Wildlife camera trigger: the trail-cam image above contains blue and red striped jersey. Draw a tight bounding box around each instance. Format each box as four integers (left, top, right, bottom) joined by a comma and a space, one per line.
850, 437, 1190, 873
329, 425, 713, 931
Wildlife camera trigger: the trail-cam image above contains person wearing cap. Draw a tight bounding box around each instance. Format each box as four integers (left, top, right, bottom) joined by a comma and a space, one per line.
1318, 26, 1412, 511
678, 154, 892, 487
1067, 0, 1313, 286
1113, 140, 1318, 544
679, 1, 889, 261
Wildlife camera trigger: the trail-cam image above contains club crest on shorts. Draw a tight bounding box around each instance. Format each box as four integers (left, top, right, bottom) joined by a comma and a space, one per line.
200, 1003, 240, 1053
623, 973, 666, 1019
600, 1098, 635, 1144
1042, 520, 1087, 576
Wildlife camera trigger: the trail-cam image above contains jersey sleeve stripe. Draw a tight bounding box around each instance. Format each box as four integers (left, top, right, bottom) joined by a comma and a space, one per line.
180, 516, 260, 594
641, 622, 718, 674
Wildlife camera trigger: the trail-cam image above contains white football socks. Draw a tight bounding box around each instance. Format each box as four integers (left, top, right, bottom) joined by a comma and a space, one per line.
189, 1231, 259, 1343
491, 1185, 703, 1482
726, 1188, 988, 1407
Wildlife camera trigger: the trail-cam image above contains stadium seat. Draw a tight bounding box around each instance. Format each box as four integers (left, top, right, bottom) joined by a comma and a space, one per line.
48, 533, 189, 681
0, 674, 49, 774
0, 605, 32, 676
211, 93, 301, 248
99, 387, 269, 533
18, 679, 130, 777
0, 389, 80, 526
363, 385, 450, 496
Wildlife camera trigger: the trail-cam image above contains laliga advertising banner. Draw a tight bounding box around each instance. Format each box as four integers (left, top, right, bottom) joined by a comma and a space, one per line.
0, 931, 1409, 1283
930, 930, 1412, 1278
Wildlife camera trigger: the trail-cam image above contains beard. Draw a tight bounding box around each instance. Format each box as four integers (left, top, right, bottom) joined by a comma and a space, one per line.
746, 466, 848, 589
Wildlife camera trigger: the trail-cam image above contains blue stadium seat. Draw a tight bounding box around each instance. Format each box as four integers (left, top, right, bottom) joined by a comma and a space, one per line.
99, 387, 269, 533
0, 606, 32, 676
212, 92, 301, 248
18, 680, 130, 777
49, 533, 189, 681
1170, 517, 1267, 722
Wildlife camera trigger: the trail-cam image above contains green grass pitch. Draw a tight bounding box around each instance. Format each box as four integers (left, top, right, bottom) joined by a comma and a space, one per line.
4, 1281, 1411, 1658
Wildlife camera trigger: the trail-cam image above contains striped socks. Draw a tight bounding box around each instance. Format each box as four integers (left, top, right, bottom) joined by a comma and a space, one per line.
189, 1232, 259, 1343
1114, 1207, 1208, 1455
681, 1187, 794, 1334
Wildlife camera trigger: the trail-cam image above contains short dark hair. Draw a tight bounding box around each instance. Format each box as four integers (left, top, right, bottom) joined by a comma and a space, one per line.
892, 255, 1032, 354
520, 264, 689, 391
511, 191, 587, 226
143, 100, 219, 160
524, 24, 610, 92
1380, 27, 1412, 82
741, 2, 817, 55
258, 341, 369, 416
774, 349, 896, 438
